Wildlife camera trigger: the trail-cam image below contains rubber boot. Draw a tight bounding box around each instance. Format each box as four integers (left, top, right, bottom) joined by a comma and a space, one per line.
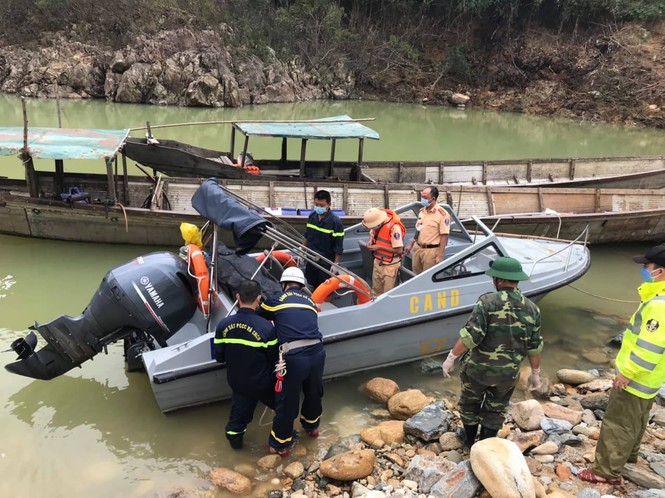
227, 434, 243, 450
455, 424, 479, 448
478, 426, 499, 440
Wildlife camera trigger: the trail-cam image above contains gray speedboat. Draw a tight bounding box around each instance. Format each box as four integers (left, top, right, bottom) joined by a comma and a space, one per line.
4, 179, 591, 413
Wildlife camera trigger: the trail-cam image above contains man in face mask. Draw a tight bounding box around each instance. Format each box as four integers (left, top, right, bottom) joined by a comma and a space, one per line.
404, 186, 450, 274
441, 256, 542, 448
303, 190, 345, 289
580, 244, 665, 486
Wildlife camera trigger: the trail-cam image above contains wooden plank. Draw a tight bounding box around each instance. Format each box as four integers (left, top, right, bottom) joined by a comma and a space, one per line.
269, 181, 275, 208
343, 183, 349, 214
538, 187, 544, 211
482, 161, 488, 185
569, 158, 576, 180
439, 162, 445, 184
487, 187, 495, 216
299, 139, 307, 177
122, 153, 130, 205
384, 184, 389, 208
526, 160, 532, 183
398, 162, 404, 183
595, 189, 601, 213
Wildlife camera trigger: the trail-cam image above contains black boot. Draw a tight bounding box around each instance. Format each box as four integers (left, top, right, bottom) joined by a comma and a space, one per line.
227, 434, 243, 450
478, 426, 498, 440
455, 424, 479, 448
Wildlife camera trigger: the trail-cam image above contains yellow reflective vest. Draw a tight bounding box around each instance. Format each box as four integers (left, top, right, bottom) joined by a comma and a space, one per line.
616, 280, 665, 399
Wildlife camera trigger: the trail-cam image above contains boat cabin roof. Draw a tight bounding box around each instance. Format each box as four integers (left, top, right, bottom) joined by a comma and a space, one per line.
232, 115, 380, 141
0, 127, 130, 160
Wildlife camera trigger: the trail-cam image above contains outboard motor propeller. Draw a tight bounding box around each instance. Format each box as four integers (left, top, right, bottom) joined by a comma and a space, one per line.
5, 252, 199, 380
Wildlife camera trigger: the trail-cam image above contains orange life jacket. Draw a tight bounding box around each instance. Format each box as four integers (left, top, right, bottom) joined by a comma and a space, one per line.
370, 209, 406, 263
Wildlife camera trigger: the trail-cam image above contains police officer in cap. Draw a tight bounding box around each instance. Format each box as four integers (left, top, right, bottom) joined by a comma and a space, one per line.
214, 280, 278, 449
442, 256, 543, 447
259, 267, 325, 456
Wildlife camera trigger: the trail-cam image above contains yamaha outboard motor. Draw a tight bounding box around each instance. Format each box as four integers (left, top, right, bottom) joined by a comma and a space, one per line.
5, 252, 198, 380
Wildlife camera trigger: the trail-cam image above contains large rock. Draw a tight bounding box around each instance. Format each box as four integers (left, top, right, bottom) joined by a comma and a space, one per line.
580, 392, 610, 411
209, 467, 252, 494
540, 417, 573, 435
623, 463, 665, 489
388, 389, 431, 420
360, 420, 405, 446
470, 438, 535, 498
403, 454, 457, 493
511, 400, 545, 431
404, 401, 453, 441
530, 441, 559, 455
319, 449, 376, 481
629, 490, 665, 498
542, 403, 583, 426
576, 379, 613, 393
556, 369, 598, 386
362, 377, 400, 404
439, 432, 463, 451
508, 430, 546, 453
430, 460, 482, 498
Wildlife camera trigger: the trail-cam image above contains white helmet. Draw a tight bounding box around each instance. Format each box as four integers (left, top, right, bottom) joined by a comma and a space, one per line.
280, 267, 307, 286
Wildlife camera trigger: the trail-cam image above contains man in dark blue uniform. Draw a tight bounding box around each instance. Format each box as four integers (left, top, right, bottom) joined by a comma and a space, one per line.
214, 280, 278, 450
259, 267, 326, 456
303, 189, 344, 288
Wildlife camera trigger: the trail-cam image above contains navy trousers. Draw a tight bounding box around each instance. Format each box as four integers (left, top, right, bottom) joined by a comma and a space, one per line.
305, 261, 332, 289
226, 383, 275, 444
269, 344, 325, 449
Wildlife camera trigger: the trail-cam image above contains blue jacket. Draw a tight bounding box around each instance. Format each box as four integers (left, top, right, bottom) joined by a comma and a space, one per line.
304, 210, 344, 259
214, 308, 278, 390
259, 289, 322, 345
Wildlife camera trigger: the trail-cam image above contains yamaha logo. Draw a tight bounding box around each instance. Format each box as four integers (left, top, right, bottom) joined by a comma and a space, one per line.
140, 276, 150, 286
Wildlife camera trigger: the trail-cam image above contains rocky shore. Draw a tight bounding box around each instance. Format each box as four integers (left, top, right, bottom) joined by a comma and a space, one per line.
183, 366, 665, 498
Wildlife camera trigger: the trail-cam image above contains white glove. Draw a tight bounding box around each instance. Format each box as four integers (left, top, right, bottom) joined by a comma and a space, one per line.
330, 266, 341, 276
528, 368, 542, 391
442, 351, 459, 378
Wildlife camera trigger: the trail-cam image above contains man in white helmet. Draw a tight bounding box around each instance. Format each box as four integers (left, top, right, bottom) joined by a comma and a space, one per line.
259, 266, 325, 456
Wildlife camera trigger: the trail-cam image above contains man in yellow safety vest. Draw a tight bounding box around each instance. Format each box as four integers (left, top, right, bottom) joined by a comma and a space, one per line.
580, 244, 665, 486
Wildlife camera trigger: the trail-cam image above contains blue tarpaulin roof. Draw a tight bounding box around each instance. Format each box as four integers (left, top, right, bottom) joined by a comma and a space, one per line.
0, 127, 130, 160
233, 115, 380, 141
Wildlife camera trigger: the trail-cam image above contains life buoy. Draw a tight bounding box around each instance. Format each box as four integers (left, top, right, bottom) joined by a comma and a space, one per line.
187, 244, 210, 317
255, 251, 298, 268
311, 274, 372, 305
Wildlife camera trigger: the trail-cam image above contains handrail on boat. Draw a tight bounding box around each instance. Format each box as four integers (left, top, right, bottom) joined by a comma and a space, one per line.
488, 208, 562, 238
527, 224, 590, 277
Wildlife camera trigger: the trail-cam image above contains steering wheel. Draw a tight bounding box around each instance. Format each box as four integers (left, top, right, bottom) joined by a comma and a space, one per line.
450, 263, 468, 276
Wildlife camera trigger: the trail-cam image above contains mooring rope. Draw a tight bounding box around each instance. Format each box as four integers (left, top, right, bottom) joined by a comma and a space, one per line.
115, 203, 129, 232
568, 284, 639, 304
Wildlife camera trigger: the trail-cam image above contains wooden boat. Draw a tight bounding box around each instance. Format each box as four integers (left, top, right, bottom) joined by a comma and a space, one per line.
4, 182, 591, 412
125, 118, 665, 187
2, 125, 665, 248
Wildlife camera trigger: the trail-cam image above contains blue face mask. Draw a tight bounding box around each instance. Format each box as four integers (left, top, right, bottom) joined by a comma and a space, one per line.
420, 198, 430, 207
641, 266, 656, 283
314, 206, 327, 215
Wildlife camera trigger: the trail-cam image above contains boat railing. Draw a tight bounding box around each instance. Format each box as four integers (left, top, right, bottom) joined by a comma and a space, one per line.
484, 208, 563, 238
527, 224, 590, 277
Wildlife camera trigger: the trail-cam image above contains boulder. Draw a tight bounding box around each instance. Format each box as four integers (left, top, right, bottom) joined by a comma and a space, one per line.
530, 441, 559, 455
360, 420, 404, 446
629, 490, 665, 498
404, 401, 453, 441
556, 369, 598, 386
542, 403, 583, 426
257, 454, 282, 469
403, 454, 456, 493
508, 430, 546, 453
540, 418, 573, 435
319, 449, 376, 481
580, 392, 610, 411
439, 432, 463, 451
362, 377, 400, 404
470, 438, 535, 498
284, 461, 304, 479
450, 93, 471, 105
388, 389, 431, 420
511, 400, 545, 431
623, 463, 665, 489
209, 467, 252, 494
576, 379, 613, 393
430, 460, 482, 498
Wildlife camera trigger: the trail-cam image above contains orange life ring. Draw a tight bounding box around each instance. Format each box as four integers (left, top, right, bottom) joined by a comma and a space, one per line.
311, 274, 372, 305
255, 251, 298, 268
187, 244, 210, 317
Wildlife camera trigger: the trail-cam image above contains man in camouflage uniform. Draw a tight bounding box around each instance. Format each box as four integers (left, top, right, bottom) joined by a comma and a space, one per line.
442, 256, 543, 447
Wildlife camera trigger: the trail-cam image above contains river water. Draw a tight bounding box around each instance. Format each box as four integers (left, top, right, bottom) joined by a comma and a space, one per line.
0, 94, 663, 497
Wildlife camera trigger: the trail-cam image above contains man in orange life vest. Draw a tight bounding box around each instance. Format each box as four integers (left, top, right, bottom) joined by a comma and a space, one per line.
362, 207, 406, 295
404, 186, 451, 274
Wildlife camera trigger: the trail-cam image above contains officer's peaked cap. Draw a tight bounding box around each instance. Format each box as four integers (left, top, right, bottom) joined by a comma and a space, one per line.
485, 256, 529, 281
633, 244, 665, 267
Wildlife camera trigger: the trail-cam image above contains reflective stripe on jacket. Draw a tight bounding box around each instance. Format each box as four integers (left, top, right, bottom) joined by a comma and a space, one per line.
616, 281, 665, 399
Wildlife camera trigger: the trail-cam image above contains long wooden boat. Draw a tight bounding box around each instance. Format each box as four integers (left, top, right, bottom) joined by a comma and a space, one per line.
124, 127, 665, 188
3, 125, 665, 247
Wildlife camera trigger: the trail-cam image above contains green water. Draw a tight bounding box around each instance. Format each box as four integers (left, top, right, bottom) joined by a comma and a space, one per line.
0, 93, 662, 497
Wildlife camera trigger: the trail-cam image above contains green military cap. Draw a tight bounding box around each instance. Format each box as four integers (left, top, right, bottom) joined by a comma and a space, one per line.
485, 256, 529, 281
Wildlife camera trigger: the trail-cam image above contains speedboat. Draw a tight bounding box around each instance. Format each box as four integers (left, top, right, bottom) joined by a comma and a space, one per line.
4, 179, 591, 412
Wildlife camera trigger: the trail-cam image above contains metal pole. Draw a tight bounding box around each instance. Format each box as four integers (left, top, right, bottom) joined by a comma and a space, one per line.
230, 126, 236, 158
299, 139, 308, 177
